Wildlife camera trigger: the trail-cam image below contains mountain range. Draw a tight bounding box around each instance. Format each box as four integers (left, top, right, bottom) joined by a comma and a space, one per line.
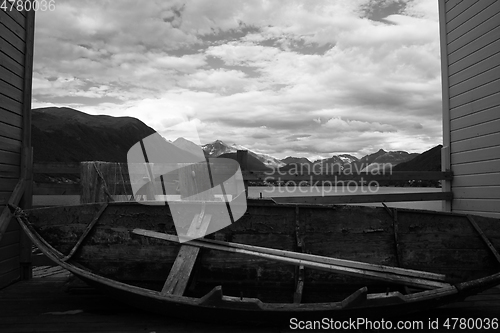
32, 107, 441, 175
202, 140, 286, 168
205, 140, 419, 173
350, 149, 420, 173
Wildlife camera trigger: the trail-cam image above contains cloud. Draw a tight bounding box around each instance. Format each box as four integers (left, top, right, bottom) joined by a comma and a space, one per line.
285, 134, 312, 142
152, 53, 207, 72
33, 0, 443, 160
323, 117, 396, 133
181, 69, 250, 93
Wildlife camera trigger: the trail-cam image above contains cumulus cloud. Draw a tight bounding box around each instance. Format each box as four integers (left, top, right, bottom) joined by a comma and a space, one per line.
323, 117, 396, 133
32, 0, 443, 159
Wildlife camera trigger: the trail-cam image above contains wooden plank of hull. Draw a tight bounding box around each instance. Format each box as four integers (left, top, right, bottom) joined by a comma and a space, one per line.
24, 202, 500, 288
134, 229, 450, 290
271, 191, 453, 204
162, 163, 214, 295
161, 213, 211, 295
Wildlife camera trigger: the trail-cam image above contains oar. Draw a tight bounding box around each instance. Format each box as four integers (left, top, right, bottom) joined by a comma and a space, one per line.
132, 229, 450, 290
133, 228, 446, 282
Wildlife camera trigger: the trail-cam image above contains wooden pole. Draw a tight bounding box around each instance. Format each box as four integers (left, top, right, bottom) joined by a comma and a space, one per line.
80, 162, 116, 203
236, 150, 248, 198
134, 229, 450, 290
18, 9, 35, 280
80, 162, 95, 203
19, 148, 33, 280
438, 0, 452, 213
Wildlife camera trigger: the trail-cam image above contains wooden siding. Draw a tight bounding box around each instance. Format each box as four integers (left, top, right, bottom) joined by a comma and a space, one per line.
0, 8, 34, 289
441, 0, 500, 218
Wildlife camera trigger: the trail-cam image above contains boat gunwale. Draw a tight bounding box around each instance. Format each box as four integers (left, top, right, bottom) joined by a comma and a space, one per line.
11, 203, 500, 316
28, 198, 476, 218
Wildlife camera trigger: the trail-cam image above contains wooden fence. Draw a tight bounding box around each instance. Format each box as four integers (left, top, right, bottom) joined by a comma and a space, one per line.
32, 153, 453, 205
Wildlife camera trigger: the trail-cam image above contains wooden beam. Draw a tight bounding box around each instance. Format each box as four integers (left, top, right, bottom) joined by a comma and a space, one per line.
161, 163, 214, 296
32, 182, 80, 195
243, 171, 454, 182
33, 162, 81, 174
20, 10, 35, 275
134, 229, 450, 290
466, 215, 500, 265
161, 213, 212, 295
0, 178, 25, 243
392, 208, 403, 268
293, 205, 304, 303
161, 243, 201, 295
438, 0, 452, 212
19, 148, 33, 280
340, 287, 368, 309
30, 162, 454, 182
21, 9, 34, 150
271, 191, 453, 205
62, 204, 108, 262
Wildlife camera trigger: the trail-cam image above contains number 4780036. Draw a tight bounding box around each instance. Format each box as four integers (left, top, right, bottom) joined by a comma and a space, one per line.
1, 0, 56, 12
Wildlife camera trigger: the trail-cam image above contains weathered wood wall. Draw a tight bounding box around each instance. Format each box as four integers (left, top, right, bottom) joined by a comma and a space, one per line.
440, 0, 500, 218
0, 8, 35, 289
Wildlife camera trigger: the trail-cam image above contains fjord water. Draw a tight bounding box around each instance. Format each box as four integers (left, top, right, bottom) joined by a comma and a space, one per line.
249, 186, 443, 211
33, 186, 443, 211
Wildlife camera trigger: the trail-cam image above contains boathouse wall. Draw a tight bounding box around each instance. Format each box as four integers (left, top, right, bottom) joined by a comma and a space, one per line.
439, 0, 500, 218
0, 8, 35, 289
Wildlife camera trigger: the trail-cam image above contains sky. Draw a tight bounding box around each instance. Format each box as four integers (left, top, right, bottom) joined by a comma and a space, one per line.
31, 0, 443, 160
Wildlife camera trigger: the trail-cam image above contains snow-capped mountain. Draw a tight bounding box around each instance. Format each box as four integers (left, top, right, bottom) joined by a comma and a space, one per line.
202, 140, 286, 168
280, 154, 359, 172
281, 156, 312, 165
201, 140, 234, 158
248, 149, 287, 168
337, 154, 359, 165
193, 138, 418, 171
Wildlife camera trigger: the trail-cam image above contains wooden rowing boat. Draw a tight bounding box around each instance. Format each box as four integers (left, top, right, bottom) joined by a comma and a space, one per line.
10, 199, 500, 323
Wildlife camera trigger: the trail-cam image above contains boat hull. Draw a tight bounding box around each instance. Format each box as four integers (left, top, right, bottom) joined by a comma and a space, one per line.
17, 199, 500, 323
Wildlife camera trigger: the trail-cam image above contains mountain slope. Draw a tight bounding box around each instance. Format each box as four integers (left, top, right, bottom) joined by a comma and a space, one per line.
217, 152, 271, 171
393, 145, 442, 172
349, 149, 388, 171
171, 137, 205, 160
387, 145, 443, 187
32, 107, 156, 163
281, 157, 312, 165
350, 149, 418, 172
372, 151, 419, 165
